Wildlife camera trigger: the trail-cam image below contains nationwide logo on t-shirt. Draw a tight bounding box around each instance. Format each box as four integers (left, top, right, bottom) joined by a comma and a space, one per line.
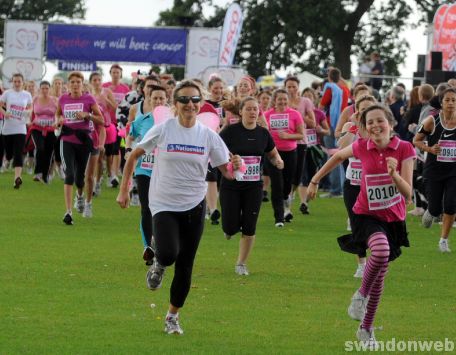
167, 144, 205, 155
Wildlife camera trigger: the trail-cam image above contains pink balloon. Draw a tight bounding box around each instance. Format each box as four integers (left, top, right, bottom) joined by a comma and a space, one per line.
118, 127, 126, 138
197, 112, 220, 131
153, 106, 173, 126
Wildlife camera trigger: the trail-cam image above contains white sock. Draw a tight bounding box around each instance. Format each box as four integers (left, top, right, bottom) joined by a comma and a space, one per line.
440, 238, 447, 243
166, 311, 178, 320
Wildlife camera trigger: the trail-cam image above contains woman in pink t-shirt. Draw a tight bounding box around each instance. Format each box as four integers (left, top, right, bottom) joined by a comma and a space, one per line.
30, 81, 58, 183
264, 88, 304, 226
89, 72, 116, 199
56, 71, 104, 225
308, 104, 415, 347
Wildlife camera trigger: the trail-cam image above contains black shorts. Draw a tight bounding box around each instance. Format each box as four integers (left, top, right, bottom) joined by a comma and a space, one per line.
219, 184, 263, 236
338, 214, 409, 262
205, 163, 219, 182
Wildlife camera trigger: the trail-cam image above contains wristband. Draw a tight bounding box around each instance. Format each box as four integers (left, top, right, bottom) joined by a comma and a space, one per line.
125, 147, 132, 153
310, 181, 319, 185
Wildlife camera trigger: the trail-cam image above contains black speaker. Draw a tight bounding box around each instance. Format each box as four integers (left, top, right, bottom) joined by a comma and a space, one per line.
430, 51, 443, 71
413, 72, 424, 87
445, 71, 456, 81
426, 70, 446, 86
417, 55, 426, 73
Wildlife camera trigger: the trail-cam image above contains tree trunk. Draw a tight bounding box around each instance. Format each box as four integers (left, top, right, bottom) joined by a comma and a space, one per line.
333, 33, 354, 79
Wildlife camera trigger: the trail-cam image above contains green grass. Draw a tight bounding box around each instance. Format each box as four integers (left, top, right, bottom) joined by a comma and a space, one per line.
0, 171, 454, 354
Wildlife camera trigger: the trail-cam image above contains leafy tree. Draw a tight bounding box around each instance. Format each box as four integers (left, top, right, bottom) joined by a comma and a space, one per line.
0, 0, 86, 50
157, 0, 446, 79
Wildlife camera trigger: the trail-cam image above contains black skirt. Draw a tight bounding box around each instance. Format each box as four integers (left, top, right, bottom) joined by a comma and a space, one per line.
337, 214, 410, 262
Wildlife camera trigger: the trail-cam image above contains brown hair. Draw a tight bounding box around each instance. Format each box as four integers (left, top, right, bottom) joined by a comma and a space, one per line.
359, 104, 395, 129
89, 72, 102, 82
355, 95, 376, 111
68, 71, 84, 81
353, 84, 370, 98
418, 84, 434, 102
284, 76, 300, 86
439, 87, 456, 104
12, 73, 24, 81
173, 80, 202, 102
208, 76, 224, 88
239, 96, 258, 111
221, 98, 242, 116
271, 88, 288, 105
407, 86, 420, 109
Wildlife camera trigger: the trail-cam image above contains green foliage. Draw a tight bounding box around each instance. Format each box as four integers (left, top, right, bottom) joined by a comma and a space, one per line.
0, 172, 455, 353
0, 0, 86, 49
154, 0, 446, 79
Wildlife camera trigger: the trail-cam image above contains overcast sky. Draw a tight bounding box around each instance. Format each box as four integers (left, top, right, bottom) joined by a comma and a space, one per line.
44, 0, 428, 86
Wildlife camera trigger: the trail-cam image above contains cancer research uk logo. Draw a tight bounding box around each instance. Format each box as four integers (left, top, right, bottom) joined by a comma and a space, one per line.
167, 144, 205, 155
345, 337, 455, 352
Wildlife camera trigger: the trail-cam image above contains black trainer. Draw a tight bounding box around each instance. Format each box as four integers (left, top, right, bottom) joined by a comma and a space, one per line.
143, 246, 155, 265
63, 213, 73, 225
13, 177, 22, 189
210, 209, 221, 225
300, 203, 309, 215
262, 190, 269, 202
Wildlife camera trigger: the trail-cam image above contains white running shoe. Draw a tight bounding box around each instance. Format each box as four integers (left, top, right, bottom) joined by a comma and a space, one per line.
348, 289, 369, 321
82, 202, 93, 218
106, 177, 113, 188
164, 316, 184, 335
421, 210, 434, 228
93, 182, 101, 197
235, 264, 249, 275
146, 260, 165, 290
73, 195, 84, 213
130, 193, 140, 206
439, 239, 451, 253
353, 264, 365, 278
275, 222, 284, 228
356, 326, 379, 351
408, 207, 425, 216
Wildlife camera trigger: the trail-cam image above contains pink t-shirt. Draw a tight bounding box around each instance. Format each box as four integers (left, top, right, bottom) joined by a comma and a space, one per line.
264, 107, 304, 151
352, 136, 416, 222
59, 93, 96, 145
102, 82, 130, 123
31, 97, 58, 133
94, 89, 111, 127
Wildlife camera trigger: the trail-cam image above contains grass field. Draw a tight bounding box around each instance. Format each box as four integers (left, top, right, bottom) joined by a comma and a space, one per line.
0, 170, 455, 354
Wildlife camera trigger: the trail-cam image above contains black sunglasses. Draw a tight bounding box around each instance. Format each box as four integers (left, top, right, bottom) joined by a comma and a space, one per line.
175, 96, 202, 104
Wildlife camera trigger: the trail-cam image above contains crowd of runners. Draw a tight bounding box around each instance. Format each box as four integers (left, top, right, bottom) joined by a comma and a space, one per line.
0, 63, 455, 346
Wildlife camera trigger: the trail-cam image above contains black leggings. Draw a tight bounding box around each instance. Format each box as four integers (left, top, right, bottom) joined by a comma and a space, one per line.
4, 134, 26, 167
137, 174, 153, 247
426, 177, 456, 216
153, 200, 206, 308
292, 144, 306, 186
220, 184, 263, 236
0, 134, 4, 167
31, 130, 56, 181
266, 149, 297, 222
343, 180, 366, 258
61, 140, 90, 188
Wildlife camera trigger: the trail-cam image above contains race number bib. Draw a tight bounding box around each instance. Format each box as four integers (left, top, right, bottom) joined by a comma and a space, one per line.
36, 115, 54, 127
8, 104, 25, 120
63, 103, 84, 123
269, 113, 289, 130
240, 156, 261, 181
113, 93, 124, 105
215, 107, 223, 119
229, 117, 240, 125
437, 139, 456, 162
365, 173, 401, 211
346, 158, 362, 186
140, 153, 154, 171
305, 128, 317, 146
